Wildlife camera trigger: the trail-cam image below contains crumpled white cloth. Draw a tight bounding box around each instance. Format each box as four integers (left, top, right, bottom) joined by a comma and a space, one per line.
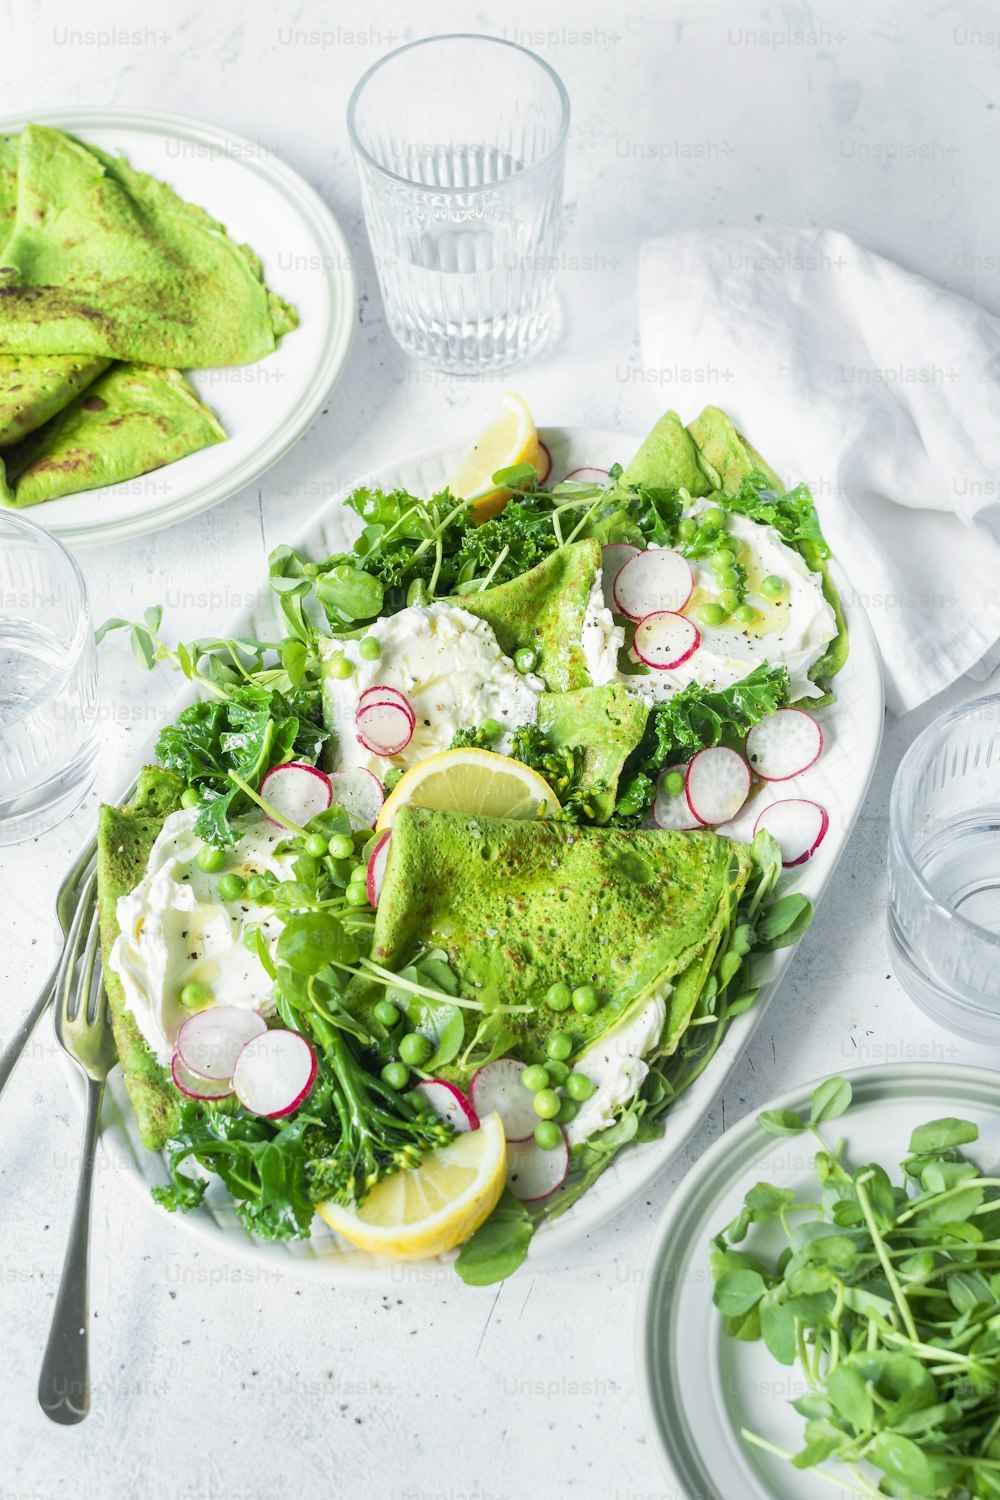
638, 227, 1000, 713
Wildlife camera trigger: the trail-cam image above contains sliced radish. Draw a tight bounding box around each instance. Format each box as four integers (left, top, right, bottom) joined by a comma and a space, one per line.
633, 611, 700, 670
601, 543, 641, 610
171, 1053, 234, 1101
745, 709, 824, 782
356, 700, 413, 757
232, 1029, 317, 1118
653, 765, 700, 831
613, 549, 693, 621
685, 746, 751, 826
358, 685, 416, 726
329, 767, 384, 826
560, 466, 610, 487
506, 1132, 570, 1202
469, 1059, 538, 1143
754, 799, 829, 867
536, 441, 552, 486
260, 762, 333, 829
177, 1006, 268, 1082
415, 1079, 479, 1133
366, 830, 391, 906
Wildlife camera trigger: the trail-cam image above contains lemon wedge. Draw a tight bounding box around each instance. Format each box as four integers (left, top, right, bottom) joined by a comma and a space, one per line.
375, 746, 560, 832
448, 392, 551, 521
317, 1112, 507, 1260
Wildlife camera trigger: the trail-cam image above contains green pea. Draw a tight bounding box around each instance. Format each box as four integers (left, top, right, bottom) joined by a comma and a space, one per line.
663, 770, 685, 796
345, 882, 370, 907
566, 1071, 596, 1102
179, 981, 208, 1009
358, 635, 382, 661
399, 1032, 432, 1067
406, 578, 431, 608
245, 874, 272, 902
734, 604, 758, 626
719, 589, 740, 615
713, 546, 736, 568
533, 1088, 561, 1120
703, 505, 727, 532
522, 1064, 550, 1092
327, 833, 355, 860
546, 1060, 570, 1086
381, 1061, 409, 1090
348, 863, 369, 887
514, 647, 537, 674
715, 565, 739, 590
327, 652, 353, 679
480, 717, 502, 742
534, 1120, 564, 1151
374, 1000, 400, 1029
196, 845, 227, 874
698, 602, 726, 629
217, 873, 246, 903
384, 769, 402, 793
572, 984, 600, 1016
556, 1095, 578, 1125
544, 982, 572, 1013
761, 574, 787, 598
304, 833, 328, 857
677, 517, 697, 542
180, 787, 200, 809
546, 1034, 573, 1062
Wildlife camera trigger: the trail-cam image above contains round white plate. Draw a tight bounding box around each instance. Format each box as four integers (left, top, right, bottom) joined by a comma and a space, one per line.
636, 1062, 1000, 1500
0, 106, 355, 546
81, 425, 884, 1284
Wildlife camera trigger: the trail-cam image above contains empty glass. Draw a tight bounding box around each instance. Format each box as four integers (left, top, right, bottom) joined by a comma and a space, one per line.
889, 693, 1000, 1040
0, 512, 99, 843
348, 34, 570, 373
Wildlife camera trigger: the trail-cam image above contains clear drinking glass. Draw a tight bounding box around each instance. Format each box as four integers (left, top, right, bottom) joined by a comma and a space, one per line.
0, 512, 100, 844
888, 693, 1000, 1040
348, 34, 570, 373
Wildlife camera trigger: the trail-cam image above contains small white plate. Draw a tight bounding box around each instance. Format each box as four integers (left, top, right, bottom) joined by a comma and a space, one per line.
77, 425, 884, 1284
636, 1062, 1000, 1499
0, 106, 355, 546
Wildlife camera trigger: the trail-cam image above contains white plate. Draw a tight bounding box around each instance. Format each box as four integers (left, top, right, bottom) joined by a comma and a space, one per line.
636, 1062, 1000, 1500
79, 425, 884, 1285
0, 106, 355, 547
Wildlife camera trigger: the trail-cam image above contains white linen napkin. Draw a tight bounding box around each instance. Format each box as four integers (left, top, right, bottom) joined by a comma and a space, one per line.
638, 228, 1000, 713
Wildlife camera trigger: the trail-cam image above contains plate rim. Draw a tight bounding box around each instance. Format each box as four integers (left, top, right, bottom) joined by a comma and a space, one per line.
0, 104, 356, 547
65, 421, 885, 1285
634, 1059, 1000, 1500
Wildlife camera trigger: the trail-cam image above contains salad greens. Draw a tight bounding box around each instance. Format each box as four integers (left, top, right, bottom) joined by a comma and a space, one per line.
712, 1079, 1000, 1499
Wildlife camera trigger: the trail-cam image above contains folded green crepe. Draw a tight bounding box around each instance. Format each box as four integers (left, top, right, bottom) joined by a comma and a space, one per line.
0, 362, 225, 507
536, 684, 649, 823
0, 124, 297, 367
96, 766, 188, 1150
0, 353, 110, 447
346, 807, 755, 1087
458, 539, 604, 691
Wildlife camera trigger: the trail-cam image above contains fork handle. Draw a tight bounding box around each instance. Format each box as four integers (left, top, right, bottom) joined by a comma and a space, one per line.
0, 960, 59, 1103
38, 1076, 104, 1425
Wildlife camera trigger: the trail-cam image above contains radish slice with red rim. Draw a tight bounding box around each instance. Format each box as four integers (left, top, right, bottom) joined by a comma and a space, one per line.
356, 700, 414, 757
506, 1131, 569, 1202
329, 767, 384, 827
745, 709, 824, 782
653, 765, 700, 831
171, 1053, 235, 1101
260, 763, 333, 828
613, 549, 693, 621
536, 441, 552, 486
754, 799, 829, 866
415, 1079, 479, 1133
633, 611, 700, 670
601, 543, 641, 609
366, 830, 391, 906
358, 685, 415, 726
560, 466, 610, 487
469, 1059, 538, 1142
176, 1006, 268, 1082
685, 746, 751, 826
232, 1029, 318, 1118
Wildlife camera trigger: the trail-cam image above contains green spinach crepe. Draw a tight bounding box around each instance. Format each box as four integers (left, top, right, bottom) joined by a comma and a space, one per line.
0, 353, 109, 447
0, 362, 225, 507
347, 806, 757, 1087
0, 124, 296, 367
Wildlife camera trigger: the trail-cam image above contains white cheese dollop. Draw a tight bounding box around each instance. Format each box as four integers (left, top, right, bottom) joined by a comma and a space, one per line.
320, 602, 543, 776
580, 570, 625, 687
565, 990, 668, 1146
109, 807, 292, 1066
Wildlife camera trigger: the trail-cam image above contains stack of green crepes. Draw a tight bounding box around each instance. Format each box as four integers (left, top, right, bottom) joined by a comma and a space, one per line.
0, 124, 297, 508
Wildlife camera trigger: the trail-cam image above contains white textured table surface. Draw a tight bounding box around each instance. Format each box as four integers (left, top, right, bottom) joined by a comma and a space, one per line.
2, 3, 999, 1496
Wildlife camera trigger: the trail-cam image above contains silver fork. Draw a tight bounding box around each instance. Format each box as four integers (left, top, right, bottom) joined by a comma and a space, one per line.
37, 895, 117, 1426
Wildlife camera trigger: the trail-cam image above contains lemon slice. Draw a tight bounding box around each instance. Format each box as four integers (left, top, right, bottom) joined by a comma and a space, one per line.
376, 746, 560, 832
317, 1112, 507, 1260
448, 392, 550, 521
